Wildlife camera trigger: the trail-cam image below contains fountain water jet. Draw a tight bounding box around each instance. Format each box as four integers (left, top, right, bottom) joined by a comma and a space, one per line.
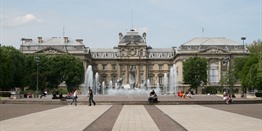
163, 73, 168, 94
102, 81, 105, 95
82, 65, 93, 95
95, 72, 99, 95
169, 64, 177, 94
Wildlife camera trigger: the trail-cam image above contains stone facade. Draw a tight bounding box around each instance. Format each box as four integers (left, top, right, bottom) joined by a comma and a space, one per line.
20, 30, 249, 93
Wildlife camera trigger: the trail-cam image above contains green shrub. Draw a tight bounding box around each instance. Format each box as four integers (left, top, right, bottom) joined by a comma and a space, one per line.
203, 86, 218, 94
57, 88, 68, 94
0, 92, 11, 97
255, 92, 262, 97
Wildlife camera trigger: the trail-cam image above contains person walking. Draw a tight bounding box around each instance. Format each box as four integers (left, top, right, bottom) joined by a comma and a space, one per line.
88, 87, 96, 106
70, 88, 78, 106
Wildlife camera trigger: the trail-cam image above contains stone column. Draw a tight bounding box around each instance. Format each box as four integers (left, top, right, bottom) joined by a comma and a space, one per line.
126, 65, 129, 84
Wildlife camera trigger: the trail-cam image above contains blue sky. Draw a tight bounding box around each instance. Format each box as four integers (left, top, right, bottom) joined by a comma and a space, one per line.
0, 0, 261, 49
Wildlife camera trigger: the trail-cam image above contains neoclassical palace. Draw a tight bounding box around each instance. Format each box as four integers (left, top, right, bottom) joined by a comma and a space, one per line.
20, 29, 249, 93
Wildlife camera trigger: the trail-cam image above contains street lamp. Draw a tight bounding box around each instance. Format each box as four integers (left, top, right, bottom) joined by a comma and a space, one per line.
241, 37, 246, 95
241, 37, 246, 55
35, 57, 40, 97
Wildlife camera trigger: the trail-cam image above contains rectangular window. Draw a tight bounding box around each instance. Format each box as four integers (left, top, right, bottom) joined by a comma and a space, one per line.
112, 76, 117, 85
102, 76, 106, 84
159, 76, 163, 85
159, 64, 163, 70
140, 74, 144, 84
112, 64, 116, 70
149, 77, 154, 84
168, 64, 172, 70
121, 72, 125, 83
210, 69, 218, 82
149, 64, 154, 70
140, 65, 143, 70
102, 65, 106, 70
121, 65, 125, 71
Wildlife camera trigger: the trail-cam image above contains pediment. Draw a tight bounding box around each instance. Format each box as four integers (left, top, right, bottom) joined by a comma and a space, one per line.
126, 42, 139, 46
36, 47, 66, 54
199, 47, 228, 54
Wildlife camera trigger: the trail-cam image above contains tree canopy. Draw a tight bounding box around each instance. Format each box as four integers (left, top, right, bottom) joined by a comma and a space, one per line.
183, 57, 208, 93
0, 46, 84, 92
0, 46, 26, 91
247, 39, 262, 53
234, 40, 262, 91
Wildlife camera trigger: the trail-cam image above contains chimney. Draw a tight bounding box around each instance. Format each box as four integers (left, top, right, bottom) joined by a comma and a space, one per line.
37, 37, 43, 43
76, 39, 83, 44
21, 38, 33, 43
64, 37, 69, 43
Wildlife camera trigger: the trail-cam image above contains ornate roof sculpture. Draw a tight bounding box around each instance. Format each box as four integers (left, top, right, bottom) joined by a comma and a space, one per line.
118, 29, 146, 45
20, 37, 89, 54
91, 29, 175, 59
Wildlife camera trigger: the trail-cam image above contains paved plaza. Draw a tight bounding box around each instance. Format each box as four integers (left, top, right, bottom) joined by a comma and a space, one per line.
0, 104, 261, 131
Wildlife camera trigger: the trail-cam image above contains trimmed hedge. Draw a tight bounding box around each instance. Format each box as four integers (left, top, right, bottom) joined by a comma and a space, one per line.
0, 92, 11, 97
255, 92, 262, 97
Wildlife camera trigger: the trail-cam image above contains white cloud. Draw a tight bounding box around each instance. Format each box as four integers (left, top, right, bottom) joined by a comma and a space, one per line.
4, 14, 42, 26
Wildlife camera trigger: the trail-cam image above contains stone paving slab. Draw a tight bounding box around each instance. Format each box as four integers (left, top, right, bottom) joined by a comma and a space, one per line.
144, 105, 187, 131
112, 105, 160, 131
84, 105, 123, 131
1, 104, 262, 131
0, 104, 63, 121
156, 105, 262, 131
0, 105, 111, 131
204, 104, 262, 119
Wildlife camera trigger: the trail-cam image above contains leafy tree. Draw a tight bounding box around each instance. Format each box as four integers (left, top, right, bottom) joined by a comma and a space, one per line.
60, 55, 84, 92
247, 39, 262, 53
0, 47, 3, 89
183, 57, 208, 94
234, 39, 262, 91
24, 55, 50, 92
24, 54, 84, 92
45, 56, 65, 89
0, 46, 26, 91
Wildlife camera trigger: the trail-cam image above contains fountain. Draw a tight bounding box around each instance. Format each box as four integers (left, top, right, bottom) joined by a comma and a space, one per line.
102, 81, 105, 95
169, 64, 177, 94
95, 72, 99, 95
163, 73, 168, 94
81, 64, 177, 96
81, 65, 93, 95
129, 65, 136, 88
147, 79, 151, 90
109, 80, 113, 89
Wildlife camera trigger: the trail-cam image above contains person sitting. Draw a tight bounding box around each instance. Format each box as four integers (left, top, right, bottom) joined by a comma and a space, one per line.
148, 90, 158, 104
40, 90, 47, 98
223, 92, 232, 104
178, 91, 182, 97
59, 93, 66, 101
66, 92, 73, 99
187, 90, 193, 99
178, 91, 186, 98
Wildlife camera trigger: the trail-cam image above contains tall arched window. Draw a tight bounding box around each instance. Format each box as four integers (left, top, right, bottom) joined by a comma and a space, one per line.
209, 63, 219, 83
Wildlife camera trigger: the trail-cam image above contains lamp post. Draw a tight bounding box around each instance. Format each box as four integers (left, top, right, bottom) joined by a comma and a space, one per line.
241, 37, 246, 95
36, 57, 40, 97
241, 37, 246, 55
